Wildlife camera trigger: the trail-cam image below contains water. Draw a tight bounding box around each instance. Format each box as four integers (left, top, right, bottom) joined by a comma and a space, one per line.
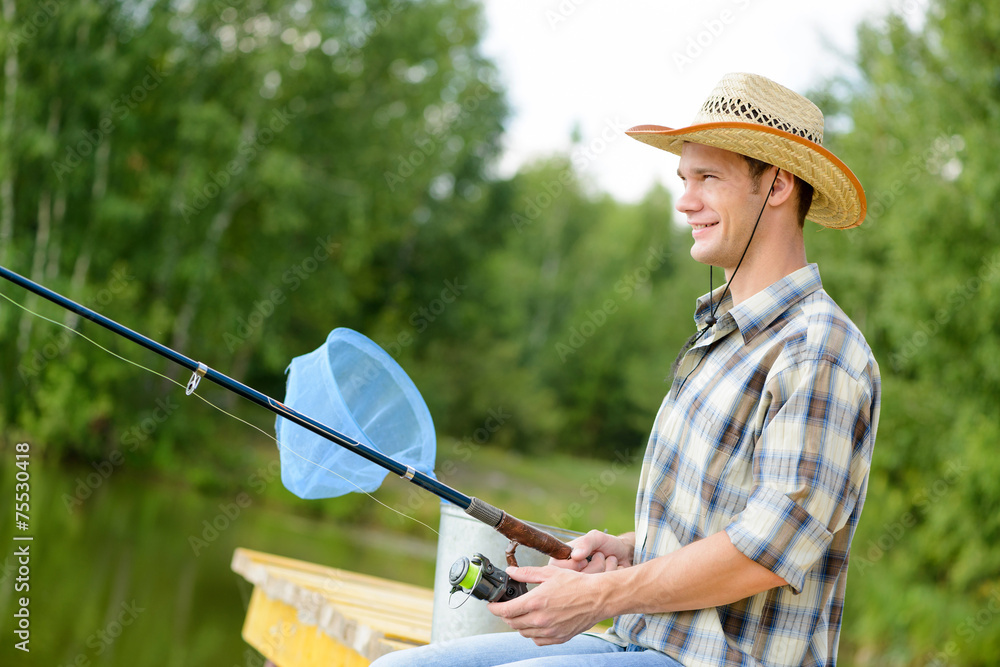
0, 456, 438, 667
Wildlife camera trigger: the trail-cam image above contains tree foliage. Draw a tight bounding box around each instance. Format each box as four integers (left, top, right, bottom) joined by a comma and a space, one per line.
0, 0, 707, 467
808, 1, 1000, 663
1, 0, 510, 469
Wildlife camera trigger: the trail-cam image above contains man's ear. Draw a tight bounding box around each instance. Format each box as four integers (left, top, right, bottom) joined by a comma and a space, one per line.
767, 168, 796, 207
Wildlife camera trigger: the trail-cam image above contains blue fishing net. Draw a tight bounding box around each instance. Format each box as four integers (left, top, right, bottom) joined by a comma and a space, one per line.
275, 328, 436, 499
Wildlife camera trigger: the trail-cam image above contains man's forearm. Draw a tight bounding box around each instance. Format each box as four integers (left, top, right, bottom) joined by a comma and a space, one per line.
595, 530, 788, 616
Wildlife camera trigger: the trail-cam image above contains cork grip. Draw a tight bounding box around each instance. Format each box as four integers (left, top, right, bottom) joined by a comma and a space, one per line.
495, 512, 573, 561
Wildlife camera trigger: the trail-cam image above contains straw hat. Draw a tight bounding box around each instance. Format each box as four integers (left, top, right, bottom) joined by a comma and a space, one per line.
626, 73, 866, 229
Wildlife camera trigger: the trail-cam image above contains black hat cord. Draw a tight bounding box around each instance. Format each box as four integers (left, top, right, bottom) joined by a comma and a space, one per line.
669, 167, 780, 382
704, 167, 780, 327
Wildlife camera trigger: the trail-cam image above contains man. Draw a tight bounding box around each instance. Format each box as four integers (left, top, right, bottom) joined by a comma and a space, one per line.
372, 72, 880, 666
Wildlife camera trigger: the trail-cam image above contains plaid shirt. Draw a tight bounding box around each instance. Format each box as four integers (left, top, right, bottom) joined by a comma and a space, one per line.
604, 264, 880, 666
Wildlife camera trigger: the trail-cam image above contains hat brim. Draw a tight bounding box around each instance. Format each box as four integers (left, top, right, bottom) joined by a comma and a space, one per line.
626, 122, 866, 229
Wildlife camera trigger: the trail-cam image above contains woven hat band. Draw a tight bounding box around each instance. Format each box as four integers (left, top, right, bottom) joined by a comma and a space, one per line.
695, 94, 823, 145
691, 73, 825, 145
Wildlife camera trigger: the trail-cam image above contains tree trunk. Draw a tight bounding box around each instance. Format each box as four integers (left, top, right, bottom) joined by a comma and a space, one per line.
63, 137, 110, 329
46, 188, 67, 281
16, 191, 53, 353
526, 219, 565, 353
0, 0, 17, 260
169, 117, 258, 358
16, 98, 62, 352
169, 189, 244, 355
0, 0, 19, 332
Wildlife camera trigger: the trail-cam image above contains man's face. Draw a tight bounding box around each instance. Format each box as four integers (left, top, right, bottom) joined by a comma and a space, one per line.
675, 142, 770, 273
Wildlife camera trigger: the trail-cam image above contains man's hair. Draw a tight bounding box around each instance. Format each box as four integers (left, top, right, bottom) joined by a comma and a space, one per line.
742, 155, 814, 228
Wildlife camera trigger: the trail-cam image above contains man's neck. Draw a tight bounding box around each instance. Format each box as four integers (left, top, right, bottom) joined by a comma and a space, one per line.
723, 245, 808, 305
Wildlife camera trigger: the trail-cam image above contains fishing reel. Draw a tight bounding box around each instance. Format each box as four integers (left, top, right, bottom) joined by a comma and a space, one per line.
448, 552, 527, 607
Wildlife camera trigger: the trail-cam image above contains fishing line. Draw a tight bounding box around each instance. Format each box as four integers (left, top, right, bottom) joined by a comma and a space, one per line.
0, 288, 439, 536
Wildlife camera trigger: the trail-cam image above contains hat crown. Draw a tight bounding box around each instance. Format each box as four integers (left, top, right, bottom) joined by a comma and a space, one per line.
692, 72, 825, 145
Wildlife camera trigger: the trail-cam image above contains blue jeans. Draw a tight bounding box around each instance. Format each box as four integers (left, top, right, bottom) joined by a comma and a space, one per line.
369, 632, 684, 666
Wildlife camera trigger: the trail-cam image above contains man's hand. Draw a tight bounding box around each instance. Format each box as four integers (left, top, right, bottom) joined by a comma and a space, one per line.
488, 565, 606, 645
489, 530, 790, 647
548, 529, 635, 573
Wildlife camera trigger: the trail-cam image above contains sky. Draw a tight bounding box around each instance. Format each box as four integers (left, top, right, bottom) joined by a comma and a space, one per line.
479, 0, 906, 204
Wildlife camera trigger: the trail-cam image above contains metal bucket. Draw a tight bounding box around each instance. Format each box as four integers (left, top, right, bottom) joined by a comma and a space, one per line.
430, 501, 581, 643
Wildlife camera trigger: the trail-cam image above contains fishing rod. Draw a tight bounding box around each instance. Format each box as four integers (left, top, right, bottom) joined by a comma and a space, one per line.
0, 265, 572, 562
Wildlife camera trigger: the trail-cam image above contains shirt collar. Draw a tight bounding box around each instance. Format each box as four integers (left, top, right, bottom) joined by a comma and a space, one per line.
693, 264, 824, 345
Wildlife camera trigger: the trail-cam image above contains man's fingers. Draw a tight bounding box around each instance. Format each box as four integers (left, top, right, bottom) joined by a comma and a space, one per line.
505, 565, 548, 584
564, 530, 605, 561
579, 552, 607, 574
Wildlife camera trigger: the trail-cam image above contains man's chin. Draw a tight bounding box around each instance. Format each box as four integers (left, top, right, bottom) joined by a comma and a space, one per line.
689, 244, 714, 266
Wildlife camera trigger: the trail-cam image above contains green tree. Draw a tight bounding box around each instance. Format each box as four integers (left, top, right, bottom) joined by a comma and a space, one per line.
0, 0, 508, 475
810, 1, 1000, 663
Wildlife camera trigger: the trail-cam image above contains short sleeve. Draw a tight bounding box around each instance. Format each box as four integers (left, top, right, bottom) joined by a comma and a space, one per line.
725, 357, 875, 593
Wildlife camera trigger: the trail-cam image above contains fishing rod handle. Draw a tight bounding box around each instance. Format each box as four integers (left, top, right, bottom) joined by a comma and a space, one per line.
496, 512, 573, 561
464, 496, 572, 561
